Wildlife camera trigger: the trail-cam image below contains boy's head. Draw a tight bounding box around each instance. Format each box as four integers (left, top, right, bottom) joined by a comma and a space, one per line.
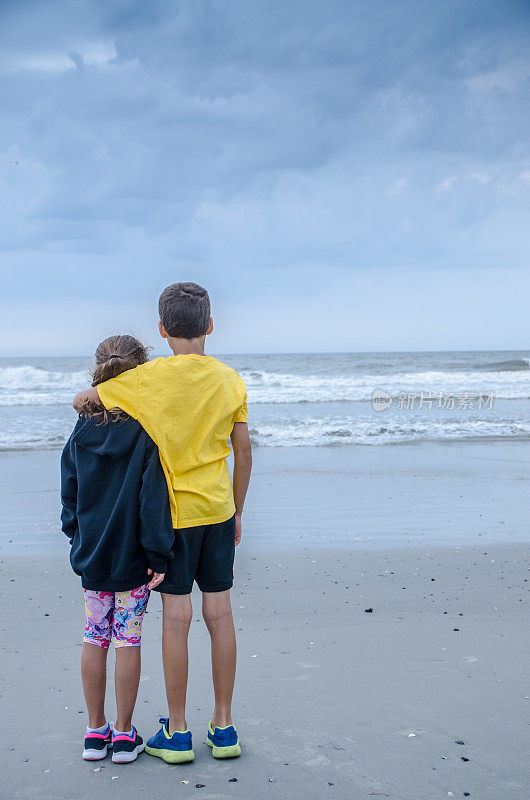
158, 282, 212, 341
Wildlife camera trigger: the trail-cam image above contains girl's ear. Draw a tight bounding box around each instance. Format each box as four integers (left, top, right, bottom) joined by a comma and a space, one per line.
158, 320, 168, 339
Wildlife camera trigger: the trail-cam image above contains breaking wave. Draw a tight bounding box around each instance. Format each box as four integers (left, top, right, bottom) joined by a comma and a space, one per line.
249, 416, 530, 447
2, 363, 530, 407
472, 358, 530, 372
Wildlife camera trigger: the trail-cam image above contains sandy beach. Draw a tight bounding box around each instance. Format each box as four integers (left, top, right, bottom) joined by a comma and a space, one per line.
2, 543, 529, 800
1, 443, 529, 799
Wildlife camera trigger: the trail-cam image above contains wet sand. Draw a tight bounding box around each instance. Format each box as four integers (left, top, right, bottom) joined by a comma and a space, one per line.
2, 440, 530, 553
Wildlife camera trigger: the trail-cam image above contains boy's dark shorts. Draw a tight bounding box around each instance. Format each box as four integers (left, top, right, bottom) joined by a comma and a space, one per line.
154, 515, 235, 595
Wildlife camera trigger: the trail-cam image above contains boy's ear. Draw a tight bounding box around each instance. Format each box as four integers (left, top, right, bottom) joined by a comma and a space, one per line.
206, 316, 214, 336
158, 320, 168, 339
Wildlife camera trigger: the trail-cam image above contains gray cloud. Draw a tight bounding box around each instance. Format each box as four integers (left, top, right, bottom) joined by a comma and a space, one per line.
0, 0, 529, 352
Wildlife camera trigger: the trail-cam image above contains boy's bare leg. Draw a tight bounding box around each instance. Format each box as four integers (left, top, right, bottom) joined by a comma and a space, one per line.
114, 647, 141, 732
81, 642, 108, 729
161, 593, 193, 733
202, 590, 237, 728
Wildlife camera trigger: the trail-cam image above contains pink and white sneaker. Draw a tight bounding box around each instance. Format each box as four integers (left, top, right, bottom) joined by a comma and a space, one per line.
112, 726, 145, 763
82, 723, 112, 760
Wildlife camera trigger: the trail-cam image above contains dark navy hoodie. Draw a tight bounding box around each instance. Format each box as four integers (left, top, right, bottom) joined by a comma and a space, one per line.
60, 414, 174, 591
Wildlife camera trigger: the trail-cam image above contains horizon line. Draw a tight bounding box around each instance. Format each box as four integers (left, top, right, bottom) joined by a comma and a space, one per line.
0, 347, 529, 359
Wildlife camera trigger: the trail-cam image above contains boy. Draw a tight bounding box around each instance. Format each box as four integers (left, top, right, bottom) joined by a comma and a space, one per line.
73, 282, 252, 762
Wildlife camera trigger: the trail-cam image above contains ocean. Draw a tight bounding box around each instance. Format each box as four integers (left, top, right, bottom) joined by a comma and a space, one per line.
1, 350, 530, 451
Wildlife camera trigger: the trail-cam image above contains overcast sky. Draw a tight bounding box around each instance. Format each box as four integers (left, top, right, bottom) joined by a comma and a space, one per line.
1, 0, 529, 355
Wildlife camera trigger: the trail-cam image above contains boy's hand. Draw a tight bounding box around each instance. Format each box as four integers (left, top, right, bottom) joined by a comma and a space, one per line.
230, 424, 251, 547
234, 514, 242, 546
73, 387, 100, 412
147, 569, 165, 590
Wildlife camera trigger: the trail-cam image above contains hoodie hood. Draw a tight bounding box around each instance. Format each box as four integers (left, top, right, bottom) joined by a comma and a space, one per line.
72, 415, 142, 460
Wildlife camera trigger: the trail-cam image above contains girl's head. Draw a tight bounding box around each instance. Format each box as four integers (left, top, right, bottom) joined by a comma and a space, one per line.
91, 335, 150, 386
80, 335, 150, 421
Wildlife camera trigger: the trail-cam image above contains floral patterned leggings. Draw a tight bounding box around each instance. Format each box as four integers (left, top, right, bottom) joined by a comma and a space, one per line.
83, 585, 150, 649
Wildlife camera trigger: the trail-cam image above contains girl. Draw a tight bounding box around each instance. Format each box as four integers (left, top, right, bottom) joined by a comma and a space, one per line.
61, 335, 174, 763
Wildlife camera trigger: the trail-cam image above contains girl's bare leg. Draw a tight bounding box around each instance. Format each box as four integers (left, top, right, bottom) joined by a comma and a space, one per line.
81, 642, 108, 729
114, 646, 141, 732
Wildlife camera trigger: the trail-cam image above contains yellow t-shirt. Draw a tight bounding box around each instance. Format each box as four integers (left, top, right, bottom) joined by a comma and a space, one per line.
97, 354, 248, 529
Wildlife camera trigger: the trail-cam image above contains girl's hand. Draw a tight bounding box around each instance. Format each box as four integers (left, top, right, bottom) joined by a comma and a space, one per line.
147, 569, 165, 590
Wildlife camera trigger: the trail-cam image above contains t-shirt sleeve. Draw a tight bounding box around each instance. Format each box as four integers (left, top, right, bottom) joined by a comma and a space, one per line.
233, 391, 248, 424
97, 367, 140, 420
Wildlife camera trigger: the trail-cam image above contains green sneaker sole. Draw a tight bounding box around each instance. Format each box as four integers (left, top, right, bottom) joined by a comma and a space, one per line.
206, 738, 241, 759
144, 745, 195, 764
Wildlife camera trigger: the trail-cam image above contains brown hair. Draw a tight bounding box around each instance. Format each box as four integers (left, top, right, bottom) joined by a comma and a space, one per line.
158, 282, 211, 339
79, 334, 151, 423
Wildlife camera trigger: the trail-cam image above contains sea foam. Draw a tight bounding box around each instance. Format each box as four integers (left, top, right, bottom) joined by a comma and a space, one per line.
1, 363, 530, 407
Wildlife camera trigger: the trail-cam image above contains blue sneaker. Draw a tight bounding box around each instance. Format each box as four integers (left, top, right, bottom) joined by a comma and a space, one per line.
145, 718, 195, 764
206, 721, 241, 758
